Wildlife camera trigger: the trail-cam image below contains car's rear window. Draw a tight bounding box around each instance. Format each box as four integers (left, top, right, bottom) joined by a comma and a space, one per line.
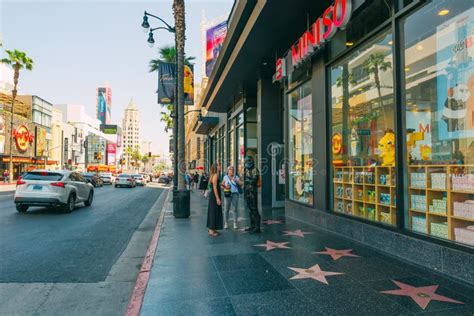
22, 172, 63, 181
118, 174, 130, 178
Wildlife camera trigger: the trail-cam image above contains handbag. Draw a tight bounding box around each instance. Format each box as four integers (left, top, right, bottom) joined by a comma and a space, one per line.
224, 190, 231, 198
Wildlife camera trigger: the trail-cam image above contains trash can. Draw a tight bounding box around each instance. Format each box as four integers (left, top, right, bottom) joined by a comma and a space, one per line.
173, 189, 190, 218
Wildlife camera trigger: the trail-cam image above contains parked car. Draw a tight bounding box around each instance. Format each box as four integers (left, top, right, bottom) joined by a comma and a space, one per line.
158, 175, 170, 184
139, 173, 151, 183
132, 174, 146, 186
82, 173, 103, 187
14, 170, 94, 213
115, 174, 136, 188
99, 172, 114, 184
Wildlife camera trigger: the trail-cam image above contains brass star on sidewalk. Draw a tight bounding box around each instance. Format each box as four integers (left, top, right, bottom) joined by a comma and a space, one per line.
254, 240, 291, 251
264, 220, 283, 225
282, 230, 313, 237
314, 247, 360, 260
381, 280, 464, 310
288, 264, 343, 285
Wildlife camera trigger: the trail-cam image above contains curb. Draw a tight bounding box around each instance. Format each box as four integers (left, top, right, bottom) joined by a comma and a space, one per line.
125, 188, 170, 316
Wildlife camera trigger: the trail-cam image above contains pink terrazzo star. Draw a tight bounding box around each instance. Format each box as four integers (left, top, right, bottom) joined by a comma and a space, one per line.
254, 240, 291, 251
314, 247, 360, 260
264, 220, 283, 225
282, 230, 313, 237
381, 280, 464, 310
288, 264, 343, 285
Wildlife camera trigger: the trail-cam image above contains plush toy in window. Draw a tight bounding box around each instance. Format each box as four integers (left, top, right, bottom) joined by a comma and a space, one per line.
378, 129, 396, 166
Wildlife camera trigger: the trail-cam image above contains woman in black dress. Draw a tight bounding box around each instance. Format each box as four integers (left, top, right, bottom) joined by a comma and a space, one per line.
207, 162, 223, 237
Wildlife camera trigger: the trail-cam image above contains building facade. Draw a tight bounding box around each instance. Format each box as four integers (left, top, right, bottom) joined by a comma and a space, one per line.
197, 0, 474, 284
122, 99, 141, 170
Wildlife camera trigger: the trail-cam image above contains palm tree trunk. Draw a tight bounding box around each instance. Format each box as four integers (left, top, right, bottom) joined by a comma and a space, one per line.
9, 65, 20, 184
174, 0, 186, 190
374, 69, 387, 127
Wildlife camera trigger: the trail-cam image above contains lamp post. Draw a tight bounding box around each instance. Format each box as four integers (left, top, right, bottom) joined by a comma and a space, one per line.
142, 10, 191, 218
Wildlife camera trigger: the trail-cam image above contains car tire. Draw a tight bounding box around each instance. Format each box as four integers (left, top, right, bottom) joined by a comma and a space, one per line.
84, 191, 94, 207
63, 194, 75, 213
16, 204, 28, 212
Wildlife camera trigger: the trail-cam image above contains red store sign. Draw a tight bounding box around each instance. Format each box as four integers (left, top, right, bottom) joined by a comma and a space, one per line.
275, 0, 353, 80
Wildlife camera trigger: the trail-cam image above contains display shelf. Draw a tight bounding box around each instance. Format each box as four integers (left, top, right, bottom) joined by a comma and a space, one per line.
451, 216, 474, 222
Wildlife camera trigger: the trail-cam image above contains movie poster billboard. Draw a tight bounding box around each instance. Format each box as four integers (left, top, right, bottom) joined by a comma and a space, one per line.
35, 126, 47, 157
157, 63, 194, 105
0, 116, 5, 154
437, 8, 474, 140
107, 142, 116, 165
97, 87, 112, 125
205, 20, 227, 77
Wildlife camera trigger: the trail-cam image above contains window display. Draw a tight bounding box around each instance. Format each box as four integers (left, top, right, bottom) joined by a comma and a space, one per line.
331, 30, 396, 225
403, 0, 474, 246
288, 81, 313, 205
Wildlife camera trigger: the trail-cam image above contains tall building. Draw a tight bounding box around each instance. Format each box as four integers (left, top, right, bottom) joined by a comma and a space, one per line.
122, 99, 141, 168
96, 87, 112, 125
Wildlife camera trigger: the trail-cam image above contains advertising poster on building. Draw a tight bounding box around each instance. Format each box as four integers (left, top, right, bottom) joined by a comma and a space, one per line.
157, 63, 194, 105
206, 20, 227, 77
97, 87, 112, 125
0, 116, 5, 154
107, 142, 116, 165
35, 126, 47, 157
437, 8, 474, 140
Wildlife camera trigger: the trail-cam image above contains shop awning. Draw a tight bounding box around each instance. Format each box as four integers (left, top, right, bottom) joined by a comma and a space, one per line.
193, 116, 219, 135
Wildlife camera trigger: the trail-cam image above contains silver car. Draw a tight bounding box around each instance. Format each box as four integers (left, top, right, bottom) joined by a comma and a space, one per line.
114, 174, 136, 188
14, 170, 94, 213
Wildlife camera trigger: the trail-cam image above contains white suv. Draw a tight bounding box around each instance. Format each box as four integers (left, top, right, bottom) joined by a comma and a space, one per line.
14, 170, 94, 213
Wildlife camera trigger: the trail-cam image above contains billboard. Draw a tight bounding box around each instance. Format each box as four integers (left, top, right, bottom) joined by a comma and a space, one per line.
205, 20, 227, 77
101, 124, 118, 135
97, 87, 112, 125
107, 142, 116, 165
35, 126, 47, 157
157, 63, 194, 105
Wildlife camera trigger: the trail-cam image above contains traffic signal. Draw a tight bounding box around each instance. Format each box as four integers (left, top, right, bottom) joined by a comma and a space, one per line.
94, 152, 98, 160
148, 152, 151, 157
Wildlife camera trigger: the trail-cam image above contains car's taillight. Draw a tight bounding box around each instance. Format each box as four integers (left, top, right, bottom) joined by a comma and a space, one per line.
127, 178, 133, 182
50, 182, 65, 188
16, 177, 26, 185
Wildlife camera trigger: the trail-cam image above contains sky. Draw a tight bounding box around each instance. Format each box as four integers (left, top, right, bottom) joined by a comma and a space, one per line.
0, 0, 233, 157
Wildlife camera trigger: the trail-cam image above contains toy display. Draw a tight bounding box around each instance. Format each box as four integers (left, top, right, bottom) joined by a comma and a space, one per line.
454, 226, 474, 246
336, 201, 344, 213
379, 193, 391, 205
357, 189, 363, 200
430, 173, 446, 190
367, 207, 376, 221
336, 186, 344, 198
429, 198, 447, 214
453, 201, 474, 219
452, 174, 474, 191
346, 203, 352, 215
410, 194, 426, 211
412, 216, 427, 233
366, 190, 376, 203
410, 173, 426, 188
430, 222, 448, 239
345, 187, 353, 199
380, 212, 391, 224
378, 130, 395, 166
366, 172, 375, 184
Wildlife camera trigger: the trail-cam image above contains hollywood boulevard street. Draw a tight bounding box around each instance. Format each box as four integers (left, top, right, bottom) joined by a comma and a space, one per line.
0, 183, 167, 315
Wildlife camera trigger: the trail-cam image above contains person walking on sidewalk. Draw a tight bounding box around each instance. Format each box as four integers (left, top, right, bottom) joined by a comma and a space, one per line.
244, 156, 261, 233
207, 162, 223, 237
221, 166, 243, 229
193, 172, 199, 190
199, 172, 209, 197
3, 170, 9, 183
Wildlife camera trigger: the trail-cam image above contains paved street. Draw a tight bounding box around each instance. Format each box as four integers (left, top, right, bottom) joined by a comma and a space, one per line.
0, 183, 167, 315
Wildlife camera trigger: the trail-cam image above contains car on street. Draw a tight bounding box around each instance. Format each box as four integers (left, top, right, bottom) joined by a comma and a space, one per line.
14, 170, 94, 213
82, 173, 103, 187
99, 172, 114, 185
139, 173, 151, 183
115, 174, 136, 188
158, 174, 170, 184
132, 174, 146, 186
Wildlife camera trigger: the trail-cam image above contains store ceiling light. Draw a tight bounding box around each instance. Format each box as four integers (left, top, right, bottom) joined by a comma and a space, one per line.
416, 45, 423, 51
346, 42, 354, 46
404, 67, 410, 72
438, 9, 449, 16
388, 40, 393, 45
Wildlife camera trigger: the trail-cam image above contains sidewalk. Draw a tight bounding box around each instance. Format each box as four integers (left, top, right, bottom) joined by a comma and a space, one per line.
140, 191, 474, 315
0, 183, 16, 192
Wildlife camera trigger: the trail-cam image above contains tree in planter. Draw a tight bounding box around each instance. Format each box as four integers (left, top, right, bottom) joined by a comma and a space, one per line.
361, 52, 392, 125
1, 48, 33, 183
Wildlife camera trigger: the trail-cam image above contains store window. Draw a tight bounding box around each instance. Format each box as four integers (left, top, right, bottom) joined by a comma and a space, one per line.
288, 81, 313, 205
403, 0, 474, 246
331, 30, 395, 225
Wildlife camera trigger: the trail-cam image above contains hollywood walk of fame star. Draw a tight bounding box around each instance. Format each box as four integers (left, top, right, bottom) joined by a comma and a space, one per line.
314, 247, 360, 261
282, 230, 313, 237
288, 264, 343, 285
380, 280, 464, 310
254, 240, 291, 251
264, 219, 283, 225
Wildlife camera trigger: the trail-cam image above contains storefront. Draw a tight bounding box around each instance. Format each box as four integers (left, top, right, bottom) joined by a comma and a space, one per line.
200, 0, 473, 284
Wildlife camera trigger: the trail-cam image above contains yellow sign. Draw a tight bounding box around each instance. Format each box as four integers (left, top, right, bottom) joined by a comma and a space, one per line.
332, 133, 342, 155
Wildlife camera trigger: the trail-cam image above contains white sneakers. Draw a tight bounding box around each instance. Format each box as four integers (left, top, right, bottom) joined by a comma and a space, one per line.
224, 223, 228, 229
233, 223, 238, 229
224, 222, 238, 229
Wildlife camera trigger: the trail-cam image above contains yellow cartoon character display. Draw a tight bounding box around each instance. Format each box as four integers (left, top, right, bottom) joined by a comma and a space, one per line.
378, 130, 395, 166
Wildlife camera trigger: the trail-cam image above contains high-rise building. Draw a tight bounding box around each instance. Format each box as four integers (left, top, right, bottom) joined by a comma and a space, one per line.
96, 87, 112, 125
122, 99, 141, 168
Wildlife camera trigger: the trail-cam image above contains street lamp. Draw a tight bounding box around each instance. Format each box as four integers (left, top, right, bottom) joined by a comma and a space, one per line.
141, 11, 179, 194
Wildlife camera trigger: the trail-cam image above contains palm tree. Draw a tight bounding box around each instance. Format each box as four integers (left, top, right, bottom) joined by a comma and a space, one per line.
131, 145, 142, 170
1, 49, 33, 183
124, 145, 134, 170
335, 65, 354, 160
362, 53, 392, 124
173, 0, 186, 191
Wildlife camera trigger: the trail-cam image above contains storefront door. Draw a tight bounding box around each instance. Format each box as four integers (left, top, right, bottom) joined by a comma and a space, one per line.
271, 143, 285, 208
